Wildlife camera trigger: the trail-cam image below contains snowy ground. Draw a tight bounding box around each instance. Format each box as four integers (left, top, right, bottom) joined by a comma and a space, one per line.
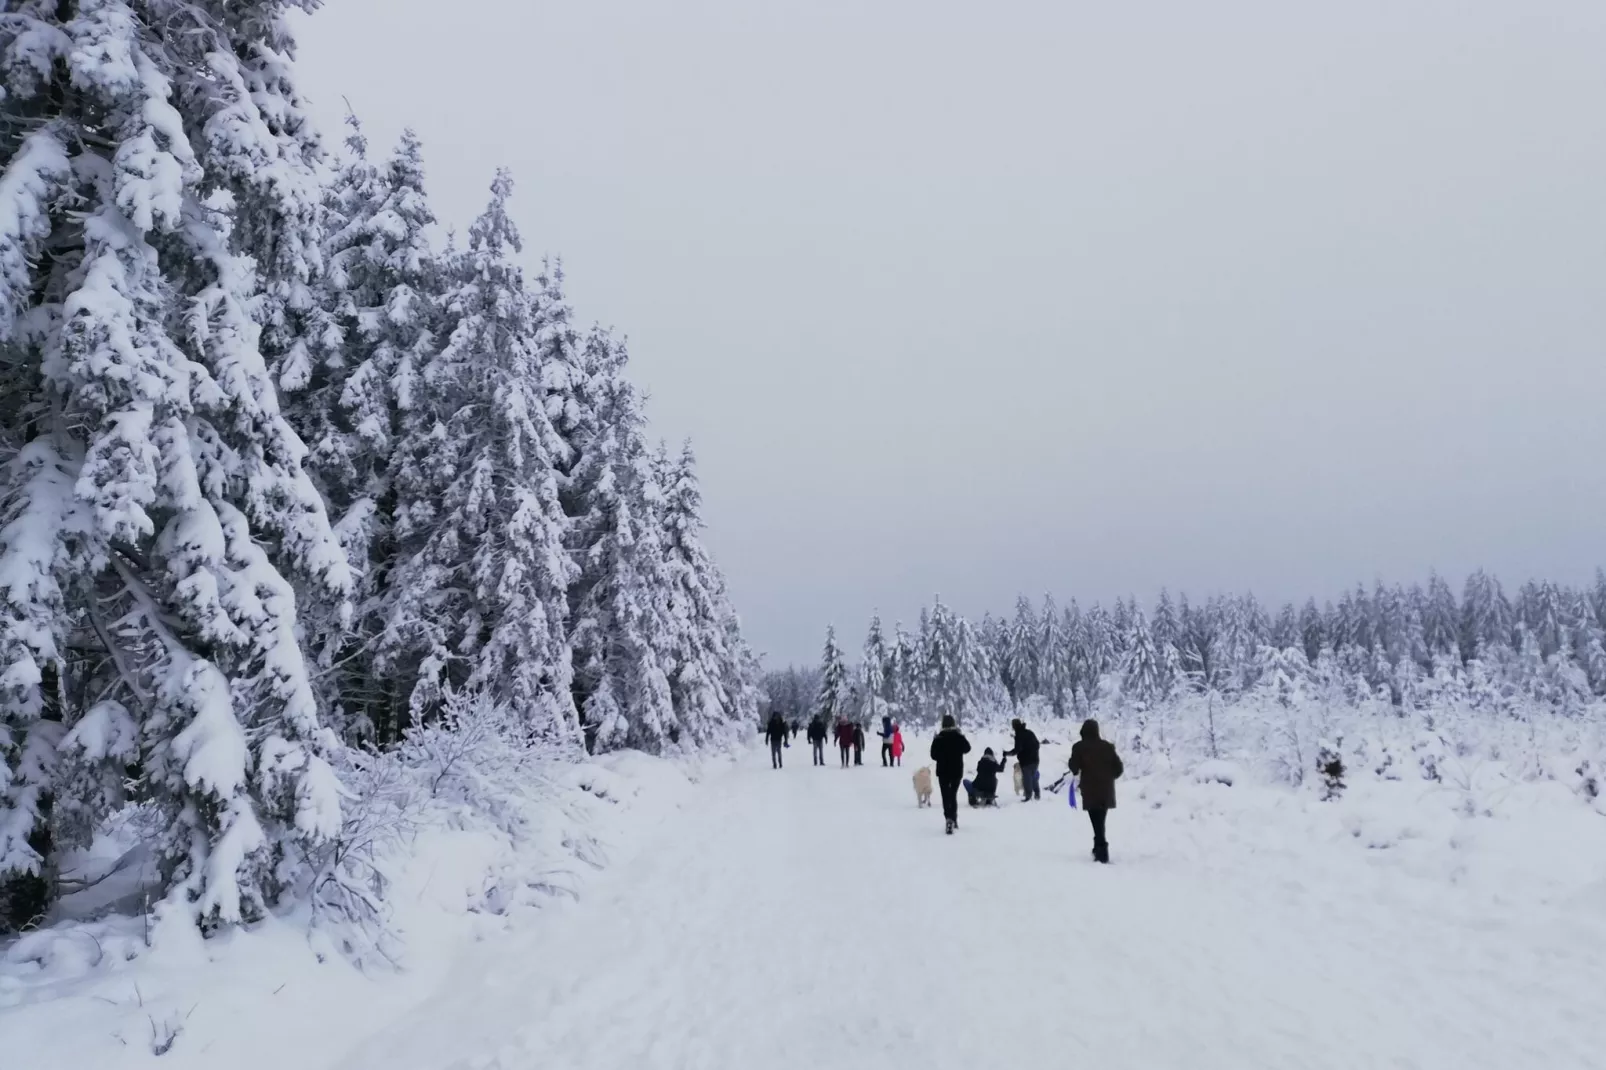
6, 734, 1606, 1069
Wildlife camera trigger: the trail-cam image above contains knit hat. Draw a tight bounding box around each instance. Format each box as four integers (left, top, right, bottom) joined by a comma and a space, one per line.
984, 747, 995, 757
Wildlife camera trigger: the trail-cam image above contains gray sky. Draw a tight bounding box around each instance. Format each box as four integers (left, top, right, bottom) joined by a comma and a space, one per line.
293, 1, 1606, 666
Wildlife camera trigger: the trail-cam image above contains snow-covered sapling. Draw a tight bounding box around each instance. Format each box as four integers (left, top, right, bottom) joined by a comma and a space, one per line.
1317, 739, 1346, 801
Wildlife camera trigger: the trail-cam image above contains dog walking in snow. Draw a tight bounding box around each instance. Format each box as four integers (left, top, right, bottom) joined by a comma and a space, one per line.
1012, 762, 1025, 799
912, 766, 933, 808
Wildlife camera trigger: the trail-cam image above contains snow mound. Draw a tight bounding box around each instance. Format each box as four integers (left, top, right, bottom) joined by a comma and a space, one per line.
1194, 759, 1240, 786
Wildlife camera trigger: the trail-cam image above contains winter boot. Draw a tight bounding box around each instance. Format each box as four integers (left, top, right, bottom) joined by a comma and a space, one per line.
945, 818, 954, 835
1094, 841, 1110, 864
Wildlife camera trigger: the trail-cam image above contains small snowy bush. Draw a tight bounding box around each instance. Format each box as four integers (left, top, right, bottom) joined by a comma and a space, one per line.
1317, 739, 1346, 801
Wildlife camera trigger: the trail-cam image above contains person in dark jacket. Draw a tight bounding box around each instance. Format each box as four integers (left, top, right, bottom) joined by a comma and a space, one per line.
834, 719, 855, 767
963, 747, 1007, 807
791, 719, 800, 741
929, 714, 972, 834
807, 716, 827, 766
1002, 718, 1041, 801
765, 712, 789, 769
878, 715, 895, 766
852, 722, 866, 766
1068, 718, 1124, 863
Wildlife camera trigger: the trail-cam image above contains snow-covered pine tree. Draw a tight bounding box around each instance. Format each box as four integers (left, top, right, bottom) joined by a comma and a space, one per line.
380, 171, 577, 741
888, 621, 917, 721
1423, 573, 1460, 661
1038, 594, 1068, 715
564, 330, 681, 752
296, 121, 441, 746
0, 0, 354, 931
1461, 569, 1514, 663
816, 627, 849, 722
1121, 611, 1165, 707
1152, 589, 1181, 656
1002, 596, 1039, 705
1299, 599, 1326, 665
657, 441, 751, 741
862, 613, 888, 721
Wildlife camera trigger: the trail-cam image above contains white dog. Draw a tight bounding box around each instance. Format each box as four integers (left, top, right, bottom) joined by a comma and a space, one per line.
1012, 761, 1024, 799
913, 766, 933, 808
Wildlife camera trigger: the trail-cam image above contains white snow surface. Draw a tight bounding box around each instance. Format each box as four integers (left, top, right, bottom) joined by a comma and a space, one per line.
5, 733, 1606, 1069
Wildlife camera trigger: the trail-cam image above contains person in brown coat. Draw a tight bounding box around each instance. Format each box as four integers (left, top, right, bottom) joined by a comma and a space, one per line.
1067, 718, 1123, 863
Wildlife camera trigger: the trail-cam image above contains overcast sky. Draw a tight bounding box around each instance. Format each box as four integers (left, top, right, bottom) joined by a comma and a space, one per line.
293, 1, 1606, 665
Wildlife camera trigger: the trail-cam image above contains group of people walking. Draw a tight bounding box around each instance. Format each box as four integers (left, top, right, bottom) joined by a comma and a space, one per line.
928, 714, 1124, 860
767, 712, 906, 769
766, 708, 1126, 862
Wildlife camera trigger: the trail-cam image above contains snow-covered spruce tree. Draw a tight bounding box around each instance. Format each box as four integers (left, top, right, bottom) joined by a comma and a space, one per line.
565, 330, 678, 753
1121, 610, 1165, 707
1002, 596, 1039, 706
816, 626, 849, 722
0, 0, 354, 932
1037, 594, 1069, 715
862, 613, 888, 721
888, 621, 917, 722
379, 171, 577, 741
657, 441, 752, 741
290, 120, 441, 746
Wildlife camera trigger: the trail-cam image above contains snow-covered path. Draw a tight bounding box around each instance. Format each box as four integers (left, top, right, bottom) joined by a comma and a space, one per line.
339, 741, 1605, 1070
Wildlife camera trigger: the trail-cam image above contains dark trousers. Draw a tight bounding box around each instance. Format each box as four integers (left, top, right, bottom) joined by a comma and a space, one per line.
811, 740, 824, 765
1021, 761, 1040, 800
1086, 807, 1109, 860
839, 743, 851, 767
938, 774, 962, 823
853, 743, 863, 766
770, 740, 784, 769
881, 742, 893, 766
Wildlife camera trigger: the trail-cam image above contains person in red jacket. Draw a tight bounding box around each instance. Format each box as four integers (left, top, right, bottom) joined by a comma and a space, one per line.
834, 718, 855, 768
890, 724, 905, 766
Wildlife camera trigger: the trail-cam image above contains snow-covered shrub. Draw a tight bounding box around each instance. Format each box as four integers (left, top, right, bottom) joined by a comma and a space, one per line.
305, 749, 418, 971
1317, 739, 1346, 801
1577, 759, 1600, 802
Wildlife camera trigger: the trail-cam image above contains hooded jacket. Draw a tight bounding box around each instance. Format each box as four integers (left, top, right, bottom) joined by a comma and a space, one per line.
929, 724, 972, 779
971, 751, 1005, 797
1068, 719, 1123, 809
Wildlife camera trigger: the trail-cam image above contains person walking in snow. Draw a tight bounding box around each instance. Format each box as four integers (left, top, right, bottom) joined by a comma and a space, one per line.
835, 718, 855, 767
890, 723, 905, 767
852, 721, 866, 766
807, 715, 828, 766
963, 747, 1007, 807
1068, 718, 1124, 863
1003, 718, 1041, 801
791, 719, 800, 741
765, 712, 789, 769
878, 715, 896, 766
929, 714, 972, 834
